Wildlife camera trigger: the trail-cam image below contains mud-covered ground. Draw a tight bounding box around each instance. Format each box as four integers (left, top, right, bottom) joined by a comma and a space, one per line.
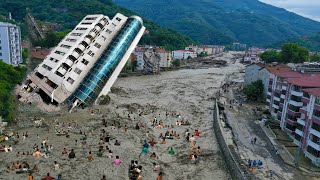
1, 52, 245, 180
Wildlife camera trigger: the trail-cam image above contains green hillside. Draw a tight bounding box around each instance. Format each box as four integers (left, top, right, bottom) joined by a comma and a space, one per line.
271, 32, 320, 52
114, 0, 320, 46
0, 0, 195, 50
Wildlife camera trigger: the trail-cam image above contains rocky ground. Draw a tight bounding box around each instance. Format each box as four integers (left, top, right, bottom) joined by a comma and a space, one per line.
0, 52, 245, 180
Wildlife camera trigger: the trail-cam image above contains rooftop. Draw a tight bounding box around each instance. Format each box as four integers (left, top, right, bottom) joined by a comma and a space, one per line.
174, 50, 195, 52
302, 88, 320, 97
285, 75, 320, 87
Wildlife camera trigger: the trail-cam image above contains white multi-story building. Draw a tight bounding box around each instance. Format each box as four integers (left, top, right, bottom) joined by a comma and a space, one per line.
185, 45, 224, 55
172, 50, 197, 60
0, 22, 22, 66
23, 13, 145, 109
156, 48, 171, 68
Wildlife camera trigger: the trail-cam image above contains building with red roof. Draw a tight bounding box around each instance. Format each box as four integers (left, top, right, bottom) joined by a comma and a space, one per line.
262, 64, 320, 166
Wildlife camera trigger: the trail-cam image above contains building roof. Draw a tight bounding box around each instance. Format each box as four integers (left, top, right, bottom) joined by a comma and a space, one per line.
265, 64, 292, 74
302, 88, 320, 97
286, 75, 320, 87
155, 48, 168, 53
31, 49, 51, 59
174, 50, 195, 52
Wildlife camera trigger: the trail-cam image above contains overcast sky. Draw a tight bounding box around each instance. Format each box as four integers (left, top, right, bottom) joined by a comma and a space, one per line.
259, 0, 320, 22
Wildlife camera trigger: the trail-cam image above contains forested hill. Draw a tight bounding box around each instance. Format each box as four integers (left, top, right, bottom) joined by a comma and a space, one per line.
271, 33, 320, 52
0, 0, 194, 50
114, 0, 320, 46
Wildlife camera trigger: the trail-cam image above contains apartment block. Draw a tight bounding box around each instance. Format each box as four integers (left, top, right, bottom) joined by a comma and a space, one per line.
265, 65, 320, 166
22, 13, 145, 109
0, 22, 22, 66
172, 50, 197, 60
185, 45, 224, 55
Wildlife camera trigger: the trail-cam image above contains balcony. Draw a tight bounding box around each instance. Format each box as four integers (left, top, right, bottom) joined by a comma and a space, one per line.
315, 104, 320, 111
284, 128, 295, 135
297, 118, 306, 126
287, 109, 300, 117
57, 67, 67, 75
273, 96, 280, 102
305, 151, 320, 166
272, 104, 279, 109
302, 97, 310, 104
277, 111, 282, 117
308, 139, 320, 151
267, 91, 271, 96
295, 128, 304, 137
282, 85, 287, 90
310, 128, 320, 138
299, 107, 308, 114
279, 103, 283, 108
289, 100, 303, 107
266, 98, 270, 103
280, 94, 285, 99
291, 90, 303, 97
286, 118, 297, 126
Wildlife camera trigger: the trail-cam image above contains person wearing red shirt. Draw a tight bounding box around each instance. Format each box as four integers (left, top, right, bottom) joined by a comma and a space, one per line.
149, 139, 157, 147
42, 173, 55, 180
194, 130, 200, 137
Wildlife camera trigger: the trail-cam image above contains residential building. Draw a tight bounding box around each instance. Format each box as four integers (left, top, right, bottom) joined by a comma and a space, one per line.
0, 22, 22, 66
156, 48, 172, 68
244, 64, 290, 98
232, 42, 247, 51
185, 45, 224, 55
22, 13, 145, 109
172, 50, 197, 60
265, 65, 320, 166
132, 46, 145, 70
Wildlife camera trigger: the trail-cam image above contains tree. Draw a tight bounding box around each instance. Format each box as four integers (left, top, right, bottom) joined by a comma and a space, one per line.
198, 52, 208, 57
280, 43, 309, 63
260, 50, 279, 63
244, 80, 264, 101
310, 52, 320, 62
171, 60, 180, 67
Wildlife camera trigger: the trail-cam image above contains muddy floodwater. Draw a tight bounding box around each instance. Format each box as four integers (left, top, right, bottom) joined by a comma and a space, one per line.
1, 54, 245, 180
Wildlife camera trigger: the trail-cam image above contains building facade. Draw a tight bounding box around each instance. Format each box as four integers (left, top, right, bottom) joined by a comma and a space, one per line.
185, 45, 224, 55
23, 13, 145, 109
172, 50, 197, 60
156, 48, 171, 68
0, 22, 22, 66
265, 66, 320, 166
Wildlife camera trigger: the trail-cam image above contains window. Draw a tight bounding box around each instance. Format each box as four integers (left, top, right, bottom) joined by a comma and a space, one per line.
55, 51, 66, 56
81, 59, 89, 65
85, 17, 97, 20
60, 44, 71, 49
49, 57, 59, 63
71, 33, 82, 36
67, 77, 75, 84
316, 97, 320, 105
312, 122, 320, 132
74, 68, 82, 75
94, 43, 101, 49
314, 110, 320, 119
35, 72, 44, 79
42, 64, 52, 71
106, 29, 112, 34
81, 22, 92, 25
66, 38, 77, 42
87, 51, 94, 57
76, 27, 88, 31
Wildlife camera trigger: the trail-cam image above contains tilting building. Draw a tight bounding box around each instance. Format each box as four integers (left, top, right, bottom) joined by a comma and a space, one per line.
23, 13, 145, 109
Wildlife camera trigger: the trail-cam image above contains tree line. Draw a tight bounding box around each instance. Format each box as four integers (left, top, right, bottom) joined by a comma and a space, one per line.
260, 43, 320, 63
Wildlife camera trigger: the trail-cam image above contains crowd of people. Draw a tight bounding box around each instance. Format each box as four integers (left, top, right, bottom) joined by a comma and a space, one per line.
0, 101, 207, 179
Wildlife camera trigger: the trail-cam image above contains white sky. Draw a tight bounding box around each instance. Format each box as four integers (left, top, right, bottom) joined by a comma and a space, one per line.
259, 0, 320, 22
